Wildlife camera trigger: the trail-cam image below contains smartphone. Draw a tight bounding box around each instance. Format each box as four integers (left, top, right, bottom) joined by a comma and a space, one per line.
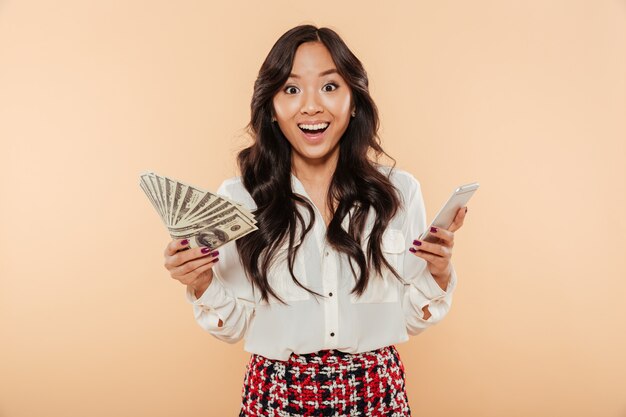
419, 182, 479, 243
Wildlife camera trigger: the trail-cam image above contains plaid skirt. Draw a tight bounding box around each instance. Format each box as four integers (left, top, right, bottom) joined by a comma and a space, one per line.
239, 345, 411, 416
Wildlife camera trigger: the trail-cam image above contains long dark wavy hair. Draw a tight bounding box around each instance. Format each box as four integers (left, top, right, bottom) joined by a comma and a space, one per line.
235, 25, 401, 303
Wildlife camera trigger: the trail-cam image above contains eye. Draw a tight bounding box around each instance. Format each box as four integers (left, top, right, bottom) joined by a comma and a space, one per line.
284, 85, 300, 94
322, 83, 338, 92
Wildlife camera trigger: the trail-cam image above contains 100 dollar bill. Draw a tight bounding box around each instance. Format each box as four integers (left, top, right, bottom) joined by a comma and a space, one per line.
139, 171, 258, 248
176, 212, 258, 249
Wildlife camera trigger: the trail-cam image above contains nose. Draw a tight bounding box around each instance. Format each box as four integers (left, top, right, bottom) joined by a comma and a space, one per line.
300, 91, 323, 115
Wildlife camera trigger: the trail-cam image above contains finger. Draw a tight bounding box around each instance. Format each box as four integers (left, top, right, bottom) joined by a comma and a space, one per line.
424, 227, 454, 248
187, 261, 218, 287
410, 248, 446, 266
410, 239, 450, 258
165, 238, 191, 257
180, 258, 219, 286
171, 253, 220, 281
165, 246, 219, 270
447, 206, 467, 233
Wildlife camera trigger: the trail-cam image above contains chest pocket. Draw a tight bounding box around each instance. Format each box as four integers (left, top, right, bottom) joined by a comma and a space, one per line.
350, 228, 405, 304
261, 243, 311, 305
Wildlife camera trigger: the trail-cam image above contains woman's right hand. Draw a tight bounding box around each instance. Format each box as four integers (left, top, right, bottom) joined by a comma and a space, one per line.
163, 238, 220, 298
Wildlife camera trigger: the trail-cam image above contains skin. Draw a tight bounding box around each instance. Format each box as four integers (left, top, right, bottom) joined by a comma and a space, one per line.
162, 40, 468, 325
272, 41, 353, 226
412, 207, 467, 320
163, 243, 219, 297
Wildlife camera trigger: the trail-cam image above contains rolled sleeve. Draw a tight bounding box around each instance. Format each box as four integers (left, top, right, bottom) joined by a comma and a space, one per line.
180, 178, 257, 344
403, 265, 457, 335
185, 272, 254, 343
185, 277, 226, 331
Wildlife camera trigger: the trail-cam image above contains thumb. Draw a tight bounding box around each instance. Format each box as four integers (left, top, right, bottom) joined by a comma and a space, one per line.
448, 206, 468, 233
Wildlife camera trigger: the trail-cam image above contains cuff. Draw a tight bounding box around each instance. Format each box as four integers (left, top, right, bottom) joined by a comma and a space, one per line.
185, 275, 223, 306
410, 264, 457, 310
185, 278, 225, 330
420, 266, 457, 298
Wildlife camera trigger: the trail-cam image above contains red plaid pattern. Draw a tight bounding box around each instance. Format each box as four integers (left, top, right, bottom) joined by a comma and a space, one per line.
239, 345, 411, 416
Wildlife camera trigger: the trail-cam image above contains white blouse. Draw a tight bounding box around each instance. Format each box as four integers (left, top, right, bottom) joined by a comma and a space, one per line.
185, 167, 457, 361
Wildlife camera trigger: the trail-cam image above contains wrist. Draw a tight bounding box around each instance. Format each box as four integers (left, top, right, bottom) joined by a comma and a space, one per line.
432, 270, 451, 291
192, 278, 212, 299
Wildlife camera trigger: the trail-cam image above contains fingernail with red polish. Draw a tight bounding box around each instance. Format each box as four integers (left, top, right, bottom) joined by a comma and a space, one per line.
210, 250, 219, 257
181, 239, 189, 246
213, 257, 219, 262
430, 227, 438, 233
201, 247, 211, 254
409, 247, 417, 253
413, 240, 422, 246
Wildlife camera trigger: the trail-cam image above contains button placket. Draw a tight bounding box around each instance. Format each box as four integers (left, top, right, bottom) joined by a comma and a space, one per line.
304, 192, 338, 347
322, 246, 339, 347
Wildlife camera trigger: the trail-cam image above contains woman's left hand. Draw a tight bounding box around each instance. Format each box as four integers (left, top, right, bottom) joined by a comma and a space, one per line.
409, 206, 468, 290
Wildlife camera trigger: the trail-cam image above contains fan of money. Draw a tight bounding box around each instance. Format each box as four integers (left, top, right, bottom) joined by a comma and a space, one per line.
139, 171, 257, 249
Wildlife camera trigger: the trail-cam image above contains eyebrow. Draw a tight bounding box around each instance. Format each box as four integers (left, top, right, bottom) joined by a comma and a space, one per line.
288, 69, 338, 78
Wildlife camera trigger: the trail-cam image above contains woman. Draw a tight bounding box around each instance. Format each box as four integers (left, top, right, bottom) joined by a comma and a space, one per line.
163, 25, 467, 416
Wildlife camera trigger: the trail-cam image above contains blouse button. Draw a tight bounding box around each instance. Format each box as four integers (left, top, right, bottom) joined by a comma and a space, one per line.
330, 332, 335, 337
329, 292, 333, 297
325, 251, 329, 256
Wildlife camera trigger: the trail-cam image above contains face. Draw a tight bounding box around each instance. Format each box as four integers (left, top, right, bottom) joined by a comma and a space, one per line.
272, 41, 353, 170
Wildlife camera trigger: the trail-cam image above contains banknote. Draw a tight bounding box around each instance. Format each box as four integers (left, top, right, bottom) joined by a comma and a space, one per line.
179, 192, 228, 225
139, 181, 164, 224
169, 205, 253, 236
174, 184, 207, 225
142, 174, 165, 220
186, 213, 259, 249
139, 171, 257, 248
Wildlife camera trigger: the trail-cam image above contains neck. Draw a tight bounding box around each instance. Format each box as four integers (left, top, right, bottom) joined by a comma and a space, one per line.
291, 148, 339, 187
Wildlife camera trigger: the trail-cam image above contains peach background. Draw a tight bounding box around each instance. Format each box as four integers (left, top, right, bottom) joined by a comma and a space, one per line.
1, 0, 625, 416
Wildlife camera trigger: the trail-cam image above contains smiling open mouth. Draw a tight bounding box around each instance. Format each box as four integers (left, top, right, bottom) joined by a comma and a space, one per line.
298, 122, 329, 135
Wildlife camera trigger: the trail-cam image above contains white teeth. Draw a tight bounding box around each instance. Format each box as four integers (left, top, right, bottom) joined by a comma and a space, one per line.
298, 122, 329, 131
